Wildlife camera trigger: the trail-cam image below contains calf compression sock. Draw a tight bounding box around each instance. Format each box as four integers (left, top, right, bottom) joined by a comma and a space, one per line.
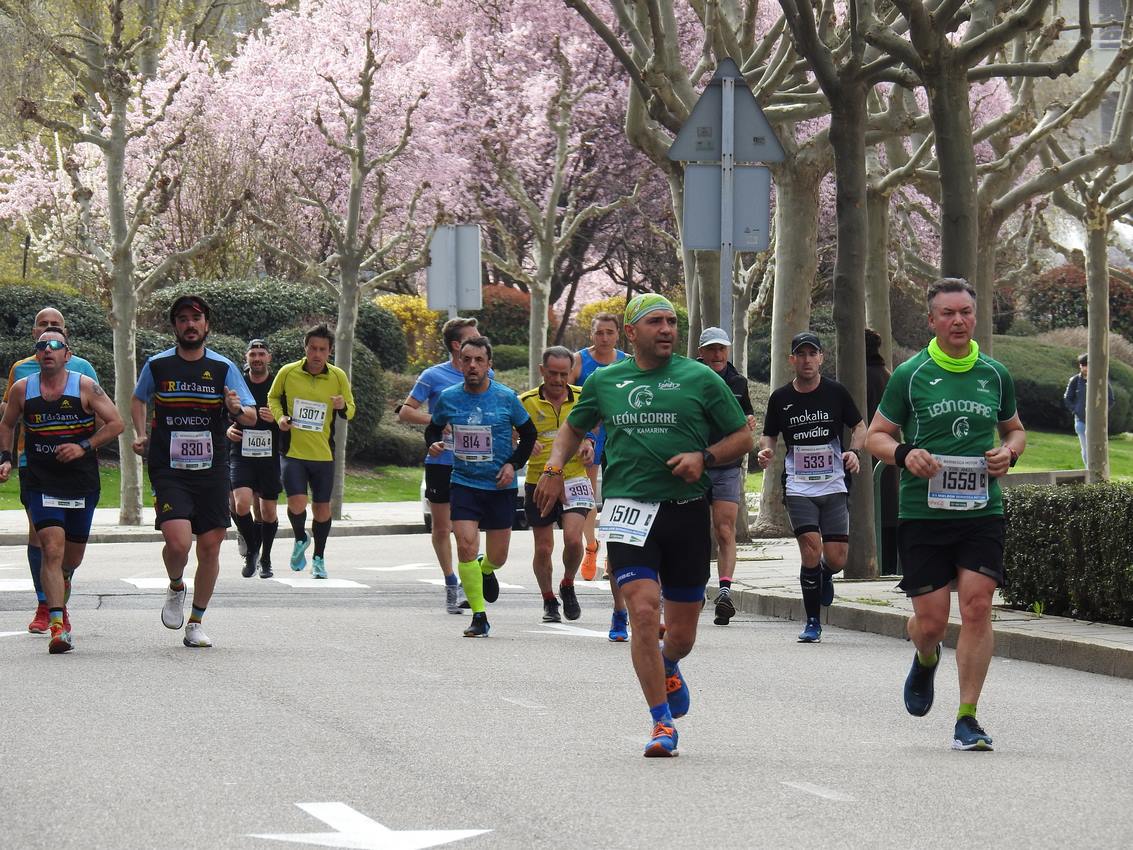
312, 519, 331, 558
261, 520, 278, 562
481, 556, 500, 574
233, 511, 257, 550
958, 702, 978, 719
800, 565, 822, 620
29, 545, 45, 603
188, 605, 206, 624
458, 559, 486, 613
288, 510, 308, 541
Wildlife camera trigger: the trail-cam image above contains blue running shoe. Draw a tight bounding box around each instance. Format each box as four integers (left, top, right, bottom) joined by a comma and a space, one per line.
821, 570, 835, 606
608, 609, 628, 642
643, 720, 679, 757
798, 617, 822, 642
665, 662, 690, 718
952, 715, 993, 751
311, 556, 327, 579
290, 536, 311, 571
463, 612, 490, 638
904, 643, 941, 717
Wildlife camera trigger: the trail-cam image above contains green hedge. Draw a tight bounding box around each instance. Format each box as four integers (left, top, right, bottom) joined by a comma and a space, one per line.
369, 420, 427, 467
0, 281, 112, 347
1004, 484, 1133, 625
264, 328, 387, 460
492, 344, 529, 371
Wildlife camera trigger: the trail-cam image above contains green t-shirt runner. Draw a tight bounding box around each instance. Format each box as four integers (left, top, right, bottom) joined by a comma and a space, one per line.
876, 348, 1017, 520
567, 354, 748, 501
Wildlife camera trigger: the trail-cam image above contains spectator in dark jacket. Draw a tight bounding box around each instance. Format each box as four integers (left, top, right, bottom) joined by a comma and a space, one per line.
1064, 353, 1114, 466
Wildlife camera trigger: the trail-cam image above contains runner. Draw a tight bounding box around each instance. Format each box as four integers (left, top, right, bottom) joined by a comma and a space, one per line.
397, 316, 486, 612
758, 331, 865, 643
0, 330, 123, 653
867, 278, 1025, 751
568, 311, 630, 640
535, 294, 751, 757
1, 307, 99, 634
225, 339, 281, 579
268, 324, 356, 580
424, 336, 537, 638
696, 327, 757, 626
518, 346, 594, 623
132, 295, 257, 648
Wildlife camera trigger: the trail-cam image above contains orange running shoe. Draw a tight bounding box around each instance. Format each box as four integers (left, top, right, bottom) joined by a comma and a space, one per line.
28, 603, 49, 634
580, 543, 599, 581
643, 721, 678, 757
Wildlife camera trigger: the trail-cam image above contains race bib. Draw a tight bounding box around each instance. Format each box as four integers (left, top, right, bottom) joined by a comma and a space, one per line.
42, 495, 86, 509
564, 476, 595, 511
241, 428, 273, 458
291, 398, 328, 432
792, 445, 837, 482
928, 454, 989, 510
453, 424, 493, 462
442, 429, 455, 453
170, 430, 213, 470
597, 498, 659, 546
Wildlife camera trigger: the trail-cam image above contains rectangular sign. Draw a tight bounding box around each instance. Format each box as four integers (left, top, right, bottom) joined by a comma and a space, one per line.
426, 224, 482, 312
682, 164, 771, 252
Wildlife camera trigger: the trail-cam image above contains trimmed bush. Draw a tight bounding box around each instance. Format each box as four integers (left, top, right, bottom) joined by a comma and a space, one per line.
1003, 483, 1133, 625
375, 293, 444, 365
1020, 264, 1133, 340
264, 328, 387, 460
369, 420, 427, 467
0, 281, 112, 347
356, 301, 408, 372
1033, 327, 1133, 369
491, 344, 529, 371
467, 285, 558, 347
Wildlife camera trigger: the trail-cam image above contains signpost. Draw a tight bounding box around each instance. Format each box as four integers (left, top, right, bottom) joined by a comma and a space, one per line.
426, 224, 482, 318
668, 58, 784, 330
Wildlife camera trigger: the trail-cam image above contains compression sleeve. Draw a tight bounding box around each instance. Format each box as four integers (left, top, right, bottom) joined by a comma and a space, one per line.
424, 420, 444, 448
506, 419, 538, 470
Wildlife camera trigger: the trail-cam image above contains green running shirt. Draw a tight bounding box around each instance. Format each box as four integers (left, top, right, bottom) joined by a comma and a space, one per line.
876, 348, 1017, 520
567, 355, 748, 501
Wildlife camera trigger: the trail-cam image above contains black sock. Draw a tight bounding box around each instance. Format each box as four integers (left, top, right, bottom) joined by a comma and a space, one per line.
800, 566, 822, 620
820, 556, 833, 577
288, 510, 308, 541
261, 520, 279, 563
312, 518, 332, 558
719, 578, 732, 590
253, 520, 264, 552
233, 512, 257, 552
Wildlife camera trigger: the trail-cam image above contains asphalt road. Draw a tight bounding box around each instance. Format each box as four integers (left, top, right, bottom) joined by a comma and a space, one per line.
2, 532, 1132, 849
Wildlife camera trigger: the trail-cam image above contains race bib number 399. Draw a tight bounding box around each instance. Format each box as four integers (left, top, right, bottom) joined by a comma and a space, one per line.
928, 454, 989, 510
170, 430, 213, 470
564, 476, 595, 511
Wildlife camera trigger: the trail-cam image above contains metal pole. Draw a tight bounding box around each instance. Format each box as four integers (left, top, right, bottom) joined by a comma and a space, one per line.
719, 76, 735, 331
446, 225, 458, 319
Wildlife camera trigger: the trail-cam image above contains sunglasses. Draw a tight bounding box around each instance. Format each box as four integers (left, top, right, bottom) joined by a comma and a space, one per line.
35, 340, 68, 352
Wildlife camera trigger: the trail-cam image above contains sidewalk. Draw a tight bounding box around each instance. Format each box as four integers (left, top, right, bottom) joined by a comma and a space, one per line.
3, 502, 1130, 679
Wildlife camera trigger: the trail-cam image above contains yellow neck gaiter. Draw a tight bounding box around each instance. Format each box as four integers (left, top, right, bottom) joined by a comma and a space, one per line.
928, 337, 979, 372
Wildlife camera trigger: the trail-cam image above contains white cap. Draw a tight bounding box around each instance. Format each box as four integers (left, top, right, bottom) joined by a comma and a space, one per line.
698, 326, 731, 348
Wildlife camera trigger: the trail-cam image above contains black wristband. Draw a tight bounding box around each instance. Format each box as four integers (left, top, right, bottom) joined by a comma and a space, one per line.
0, 449, 12, 465
79, 438, 93, 455
893, 443, 914, 469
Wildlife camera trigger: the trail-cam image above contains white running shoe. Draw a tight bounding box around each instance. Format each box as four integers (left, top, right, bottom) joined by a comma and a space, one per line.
161, 585, 186, 630
237, 533, 248, 557
446, 583, 468, 614
183, 622, 212, 648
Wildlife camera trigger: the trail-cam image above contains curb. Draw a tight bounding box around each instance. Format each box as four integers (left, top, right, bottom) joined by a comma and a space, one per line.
0, 523, 423, 546
723, 585, 1133, 680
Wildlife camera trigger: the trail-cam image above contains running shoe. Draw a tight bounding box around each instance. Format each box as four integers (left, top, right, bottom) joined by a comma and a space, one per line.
289, 536, 311, 571
542, 599, 562, 623
259, 560, 274, 579
311, 556, 327, 579
481, 561, 500, 604
798, 617, 822, 643
821, 570, 835, 607
62, 606, 71, 632
183, 622, 213, 648
48, 624, 73, 654
643, 721, 679, 757
242, 549, 259, 578
237, 533, 248, 557
608, 609, 629, 642
28, 602, 49, 634
580, 543, 598, 581
903, 643, 941, 717
665, 662, 690, 718
161, 585, 186, 630
713, 588, 736, 625
445, 584, 463, 614
560, 584, 581, 620
952, 715, 994, 751
463, 612, 490, 638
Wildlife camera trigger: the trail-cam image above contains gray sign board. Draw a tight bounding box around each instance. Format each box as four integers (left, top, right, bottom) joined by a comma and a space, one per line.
682, 164, 771, 252
426, 224, 482, 315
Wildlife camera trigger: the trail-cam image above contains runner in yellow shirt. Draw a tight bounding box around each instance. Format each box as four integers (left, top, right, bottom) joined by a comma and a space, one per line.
268, 324, 356, 579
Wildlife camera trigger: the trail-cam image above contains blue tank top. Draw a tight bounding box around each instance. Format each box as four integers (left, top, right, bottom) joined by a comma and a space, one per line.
22, 371, 99, 494
577, 347, 627, 384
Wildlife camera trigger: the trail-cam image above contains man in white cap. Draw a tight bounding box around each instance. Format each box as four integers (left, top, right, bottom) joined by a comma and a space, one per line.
696, 327, 756, 625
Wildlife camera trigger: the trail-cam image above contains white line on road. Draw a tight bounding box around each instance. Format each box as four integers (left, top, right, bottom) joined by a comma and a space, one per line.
271, 577, 370, 589
525, 623, 610, 638
418, 578, 525, 590
249, 801, 490, 849
0, 579, 35, 592
122, 577, 194, 590
781, 781, 854, 802
500, 696, 546, 710
359, 563, 434, 571
1, 630, 32, 639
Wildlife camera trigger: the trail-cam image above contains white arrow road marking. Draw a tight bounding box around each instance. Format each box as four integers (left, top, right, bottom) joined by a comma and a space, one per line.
1, 630, 32, 638
122, 577, 194, 590
781, 781, 854, 802
359, 564, 433, 572
418, 578, 524, 590
525, 623, 610, 638
0, 579, 34, 592
271, 578, 370, 589
250, 802, 490, 849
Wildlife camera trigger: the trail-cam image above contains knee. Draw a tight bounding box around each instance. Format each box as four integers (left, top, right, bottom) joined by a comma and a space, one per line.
534, 539, 554, 561
914, 611, 949, 643
165, 540, 192, 562
959, 592, 993, 624
432, 519, 452, 539
824, 551, 847, 571
713, 521, 735, 546
626, 591, 660, 623
664, 630, 695, 659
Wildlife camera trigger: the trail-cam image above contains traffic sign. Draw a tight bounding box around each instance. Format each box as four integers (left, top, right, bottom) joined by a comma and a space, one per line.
682, 164, 771, 252
426, 224, 482, 316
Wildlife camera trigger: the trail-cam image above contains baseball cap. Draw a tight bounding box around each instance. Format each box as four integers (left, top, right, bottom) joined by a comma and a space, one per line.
698, 327, 731, 348
247, 338, 270, 353
168, 295, 211, 323
790, 331, 822, 353
624, 293, 676, 326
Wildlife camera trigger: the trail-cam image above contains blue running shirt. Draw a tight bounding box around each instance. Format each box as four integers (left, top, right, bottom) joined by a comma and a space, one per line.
410, 360, 494, 465
430, 380, 530, 490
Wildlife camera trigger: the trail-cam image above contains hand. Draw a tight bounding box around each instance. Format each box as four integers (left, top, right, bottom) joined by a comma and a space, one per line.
227, 424, 243, 443
225, 388, 243, 415
842, 450, 861, 475
532, 440, 544, 457
985, 445, 1013, 478
257, 406, 275, 423
0, 461, 11, 483
533, 471, 566, 516
756, 447, 774, 470
904, 448, 942, 479
278, 416, 292, 432
746, 414, 757, 432
54, 443, 85, 463
496, 462, 515, 489
666, 451, 704, 483
427, 440, 446, 458
578, 440, 594, 465
132, 436, 149, 457
331, 394, 346, 411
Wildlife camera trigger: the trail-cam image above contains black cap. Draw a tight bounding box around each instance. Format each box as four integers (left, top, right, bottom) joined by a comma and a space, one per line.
791, 331, 822, 353
247, 338, 270, 353
168, 295, 211, 323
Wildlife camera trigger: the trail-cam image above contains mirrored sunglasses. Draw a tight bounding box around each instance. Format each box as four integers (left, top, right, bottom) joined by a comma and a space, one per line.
35, 339, 68, 352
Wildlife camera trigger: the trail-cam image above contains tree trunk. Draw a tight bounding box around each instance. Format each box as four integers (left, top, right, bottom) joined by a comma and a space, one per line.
528, 274, 551, 388
694, 251, 720, 346
332, 274, 360, 521
1084, 200, 1110, 482
864, 185, 893, 365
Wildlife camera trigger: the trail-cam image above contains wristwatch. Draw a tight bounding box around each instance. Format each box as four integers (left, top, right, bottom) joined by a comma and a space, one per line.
701, 449, 716, 467
79, 438, 93, 456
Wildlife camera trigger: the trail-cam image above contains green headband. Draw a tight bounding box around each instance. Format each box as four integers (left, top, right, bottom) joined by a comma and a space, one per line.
624, 293, 676, 326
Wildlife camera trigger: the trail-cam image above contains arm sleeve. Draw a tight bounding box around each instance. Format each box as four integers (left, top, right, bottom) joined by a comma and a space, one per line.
133, 360, 155, 402
507, 418, 538, 470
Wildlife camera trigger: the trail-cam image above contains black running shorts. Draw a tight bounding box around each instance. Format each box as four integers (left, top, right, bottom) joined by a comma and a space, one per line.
151, 471, 232, 535
607, 497, 711, 601
896, 516, 1006, 597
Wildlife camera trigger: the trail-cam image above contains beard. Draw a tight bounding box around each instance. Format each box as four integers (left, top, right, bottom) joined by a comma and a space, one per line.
176, 329, 208, 350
